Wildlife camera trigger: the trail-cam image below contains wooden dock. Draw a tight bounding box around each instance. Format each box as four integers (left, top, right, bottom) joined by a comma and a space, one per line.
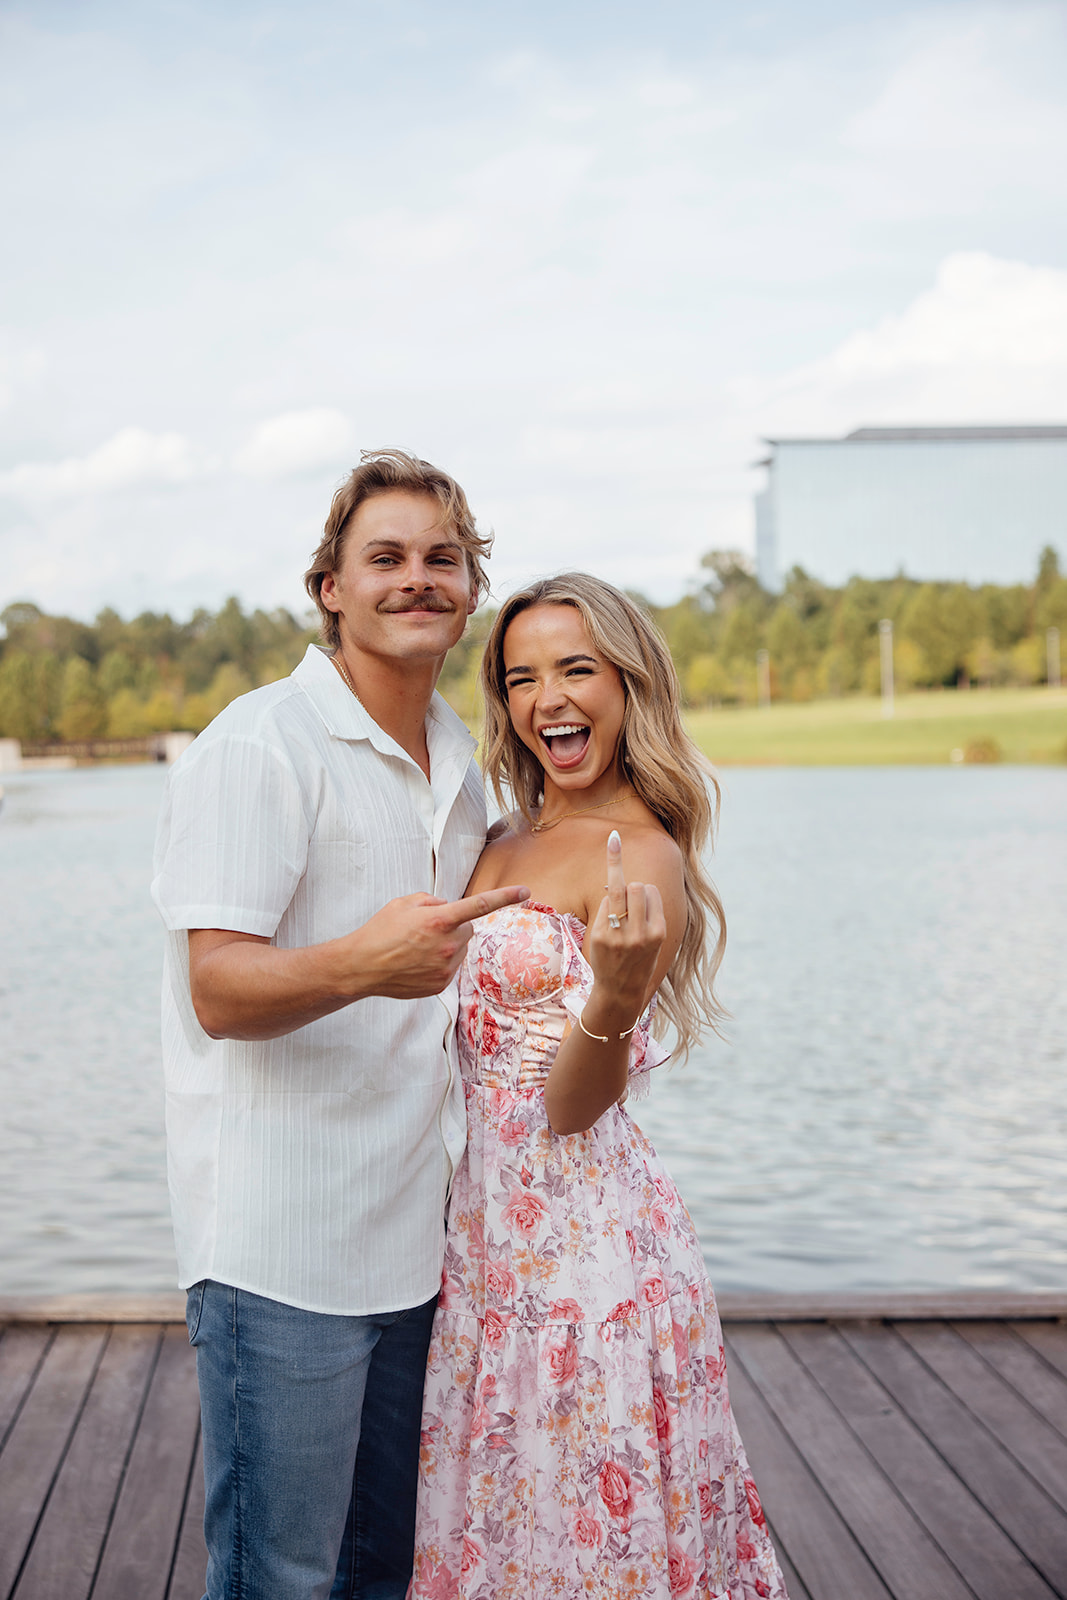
2, 1292, 1066, 1599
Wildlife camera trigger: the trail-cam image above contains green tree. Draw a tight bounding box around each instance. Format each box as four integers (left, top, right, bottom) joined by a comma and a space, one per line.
0, 649, 62, 740
57, 657, 107, 740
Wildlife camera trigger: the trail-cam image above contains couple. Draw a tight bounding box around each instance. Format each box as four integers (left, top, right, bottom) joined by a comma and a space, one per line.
153, 449, 786, 1600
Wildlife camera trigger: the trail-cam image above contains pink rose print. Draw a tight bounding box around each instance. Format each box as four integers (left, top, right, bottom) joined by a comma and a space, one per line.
487, 1085, 515, 1119
460, 1534, 485, 1578
653, 1173, 677, 1206
501, 1186, 548, 1237
421, 1562, 459, 1600
639, 1273, 668, 1308
572, 1506, 604, 1549
698, 1481, 714, 1522
745, 1476, 767, 1528
482, 1307, 510, 1349
652, 1383, 672, 1446
485, 1259, 518, 1300
542, 1334, 578, 1386
607, 1298, 639, 1322
481, 1010, 502, 1056
498, 1120, 528, 1147
469, 1373, 497, 1442
597, 1459, 635, 1524
549, 1297, 584, 1322
736, 1534, 757, 1562
650, 1202, 671, 1236
667, 1547, 696, 1596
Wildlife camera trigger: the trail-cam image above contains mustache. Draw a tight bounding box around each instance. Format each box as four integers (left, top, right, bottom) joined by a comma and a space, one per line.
379, 598, 456, 614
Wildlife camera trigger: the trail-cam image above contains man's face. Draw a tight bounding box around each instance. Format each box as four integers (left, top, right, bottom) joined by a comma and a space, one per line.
320, 490, 478, 668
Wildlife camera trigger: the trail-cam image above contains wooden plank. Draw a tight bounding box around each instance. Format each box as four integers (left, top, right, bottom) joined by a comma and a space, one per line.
0, 1326, 107, 1599
166, 1435, 207, 1600
783, 1322, 1057, 1600
952, 1322, 1067, 1443
717, 1292, 1067, 1323
11, 1325, 162, 1600
729, 1322, 977, 1600
93, 1326, 201, 1600
843, 1322, 1067, 1594
898, 1321, 1067, 1514
0, 1326, 52, 1446
0, 1296, 186, 1326
1012, 1320, 1067, 1385
725, 1335, 892, 1600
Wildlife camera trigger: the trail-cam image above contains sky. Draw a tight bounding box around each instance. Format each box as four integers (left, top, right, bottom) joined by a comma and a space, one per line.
2, 0, 1067, 623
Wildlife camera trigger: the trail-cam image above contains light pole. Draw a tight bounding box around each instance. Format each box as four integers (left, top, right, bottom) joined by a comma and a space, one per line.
1048, 627, 1062, 689
879, 619, 894, 719
756, 649, 771, 709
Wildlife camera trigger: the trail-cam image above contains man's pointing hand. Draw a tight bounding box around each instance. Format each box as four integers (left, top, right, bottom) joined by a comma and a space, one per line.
350, 884, 530, 999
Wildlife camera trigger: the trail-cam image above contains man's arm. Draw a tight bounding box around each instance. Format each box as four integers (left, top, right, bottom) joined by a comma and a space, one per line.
188, 884, 528, 1041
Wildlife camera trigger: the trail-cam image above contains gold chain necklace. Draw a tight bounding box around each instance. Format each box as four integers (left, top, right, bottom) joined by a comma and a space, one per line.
332, 653, 365, 708
531, 791, 630, 834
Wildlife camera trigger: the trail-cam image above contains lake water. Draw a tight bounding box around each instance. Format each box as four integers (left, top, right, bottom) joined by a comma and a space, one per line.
1, 762, 1064, 1298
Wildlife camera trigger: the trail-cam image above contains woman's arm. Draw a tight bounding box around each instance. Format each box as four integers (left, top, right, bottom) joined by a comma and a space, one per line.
544, 830, 684, 1135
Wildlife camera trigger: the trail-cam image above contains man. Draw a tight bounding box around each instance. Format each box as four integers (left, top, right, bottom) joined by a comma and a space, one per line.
152, 448, 526, 1600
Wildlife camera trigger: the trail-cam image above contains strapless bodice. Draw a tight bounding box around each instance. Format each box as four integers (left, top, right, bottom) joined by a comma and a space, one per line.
457, 900, 666, 1092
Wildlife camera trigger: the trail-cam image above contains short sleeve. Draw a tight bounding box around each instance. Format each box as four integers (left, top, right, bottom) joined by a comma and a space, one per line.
152, 733, 311, 936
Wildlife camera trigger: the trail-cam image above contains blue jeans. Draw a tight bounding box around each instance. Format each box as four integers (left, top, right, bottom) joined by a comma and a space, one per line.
186, 1280, 437, 1600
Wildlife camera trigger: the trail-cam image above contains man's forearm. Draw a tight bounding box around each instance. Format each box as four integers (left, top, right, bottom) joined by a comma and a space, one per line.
187, 882, 529, 1042
189, 931, 362, 1041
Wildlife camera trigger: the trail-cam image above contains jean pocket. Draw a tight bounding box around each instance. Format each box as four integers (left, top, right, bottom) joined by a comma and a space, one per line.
185, 1280, 207, 1345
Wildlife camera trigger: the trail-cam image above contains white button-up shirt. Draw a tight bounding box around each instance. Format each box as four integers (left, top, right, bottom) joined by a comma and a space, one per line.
151, 644, 485, 1314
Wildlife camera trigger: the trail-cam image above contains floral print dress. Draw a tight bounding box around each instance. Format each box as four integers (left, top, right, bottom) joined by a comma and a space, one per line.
411, 902, 788, 1600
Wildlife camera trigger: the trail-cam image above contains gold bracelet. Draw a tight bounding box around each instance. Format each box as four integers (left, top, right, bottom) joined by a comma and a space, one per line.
577, 1009, 639, 1043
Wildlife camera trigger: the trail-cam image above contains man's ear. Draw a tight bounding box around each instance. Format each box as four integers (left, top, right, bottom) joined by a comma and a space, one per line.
320, 573, 340, 613
466, 587, 479, 617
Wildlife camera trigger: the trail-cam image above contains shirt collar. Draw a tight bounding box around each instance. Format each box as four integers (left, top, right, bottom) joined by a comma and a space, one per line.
292, 643, 477, 767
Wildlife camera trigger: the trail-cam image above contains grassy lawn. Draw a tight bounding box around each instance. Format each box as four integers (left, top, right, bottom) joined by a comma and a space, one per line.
684, 686, 1067, 765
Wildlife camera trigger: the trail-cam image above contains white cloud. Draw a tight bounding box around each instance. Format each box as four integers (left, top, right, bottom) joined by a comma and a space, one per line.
232, 408, 354, 478
748, 253, 1067, 436
0, 427, 196, 501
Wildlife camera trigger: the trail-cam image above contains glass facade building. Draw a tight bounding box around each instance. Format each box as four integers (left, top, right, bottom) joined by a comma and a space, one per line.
755, 425, 1067, 591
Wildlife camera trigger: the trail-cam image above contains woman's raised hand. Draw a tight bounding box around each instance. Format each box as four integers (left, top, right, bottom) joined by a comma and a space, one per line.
586, 830, 667, 1017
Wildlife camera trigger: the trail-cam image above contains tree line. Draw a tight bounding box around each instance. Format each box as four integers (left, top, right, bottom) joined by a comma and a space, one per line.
645, 543, 1066, 707
0, 547, 1064, 743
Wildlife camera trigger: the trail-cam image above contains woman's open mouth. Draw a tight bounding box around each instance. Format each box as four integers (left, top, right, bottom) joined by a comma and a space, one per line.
538, 723, 590, 768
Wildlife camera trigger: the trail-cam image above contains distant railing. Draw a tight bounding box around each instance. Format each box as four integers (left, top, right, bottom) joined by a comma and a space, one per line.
14, 731, 195, 764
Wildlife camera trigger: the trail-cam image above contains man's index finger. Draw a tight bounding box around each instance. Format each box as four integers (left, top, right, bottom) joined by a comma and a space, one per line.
441, 884, 530, 928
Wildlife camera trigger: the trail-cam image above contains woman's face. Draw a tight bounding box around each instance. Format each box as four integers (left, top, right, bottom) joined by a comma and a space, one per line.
501, 603, 626, 792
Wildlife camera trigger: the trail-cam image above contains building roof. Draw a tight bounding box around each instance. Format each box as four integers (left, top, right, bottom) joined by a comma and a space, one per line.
763, 424, 1067, 446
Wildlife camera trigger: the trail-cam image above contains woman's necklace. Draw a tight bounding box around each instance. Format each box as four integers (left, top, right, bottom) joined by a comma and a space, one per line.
332, 653, 365, 708
531, 790, 631, 834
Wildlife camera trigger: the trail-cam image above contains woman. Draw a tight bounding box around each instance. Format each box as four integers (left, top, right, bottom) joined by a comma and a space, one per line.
411, 574, 787, 1600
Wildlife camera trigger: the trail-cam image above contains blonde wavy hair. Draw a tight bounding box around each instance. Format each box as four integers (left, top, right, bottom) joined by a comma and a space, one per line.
481, 572, 726, 1057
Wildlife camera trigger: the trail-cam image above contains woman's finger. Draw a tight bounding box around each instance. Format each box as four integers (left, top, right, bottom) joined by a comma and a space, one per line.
605, 829, 628, 929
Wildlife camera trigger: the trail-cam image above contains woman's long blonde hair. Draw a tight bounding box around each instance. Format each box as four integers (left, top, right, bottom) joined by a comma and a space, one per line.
480, 572, 726, 1057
